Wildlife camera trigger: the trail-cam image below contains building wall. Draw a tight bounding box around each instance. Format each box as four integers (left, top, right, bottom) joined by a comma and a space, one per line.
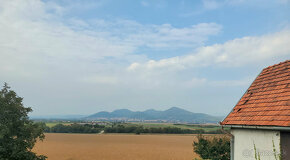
281, 132, 290, 159
231, 128, 281, 160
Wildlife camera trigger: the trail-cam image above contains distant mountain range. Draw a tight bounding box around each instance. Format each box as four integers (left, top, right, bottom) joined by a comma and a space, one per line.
86, 107, 222, 123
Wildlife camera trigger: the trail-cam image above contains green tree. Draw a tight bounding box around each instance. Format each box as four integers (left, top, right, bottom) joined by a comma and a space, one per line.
0, 83, 46, 160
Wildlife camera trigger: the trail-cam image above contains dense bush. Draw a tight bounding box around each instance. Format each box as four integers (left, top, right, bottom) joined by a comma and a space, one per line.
193, 134, 230, 160
206, 129, 224, 134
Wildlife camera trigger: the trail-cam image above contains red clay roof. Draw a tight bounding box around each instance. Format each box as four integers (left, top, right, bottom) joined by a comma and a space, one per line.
221, 60, 290, 127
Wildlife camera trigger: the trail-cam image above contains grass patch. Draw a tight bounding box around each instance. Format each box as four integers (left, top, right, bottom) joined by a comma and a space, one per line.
45, 122, 72, 127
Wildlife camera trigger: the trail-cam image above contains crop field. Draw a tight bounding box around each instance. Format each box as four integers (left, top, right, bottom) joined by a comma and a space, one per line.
130, 122, 221, 131
34, 133, 202, 160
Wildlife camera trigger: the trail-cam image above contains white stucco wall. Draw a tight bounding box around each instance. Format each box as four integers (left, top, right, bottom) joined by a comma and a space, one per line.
231, 128, 281, 160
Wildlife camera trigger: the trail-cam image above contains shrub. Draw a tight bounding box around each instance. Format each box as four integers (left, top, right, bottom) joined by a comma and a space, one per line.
193, 134, 230, 160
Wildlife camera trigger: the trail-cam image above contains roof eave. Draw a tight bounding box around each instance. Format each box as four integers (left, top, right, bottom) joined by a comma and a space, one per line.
222, 124, 290, 131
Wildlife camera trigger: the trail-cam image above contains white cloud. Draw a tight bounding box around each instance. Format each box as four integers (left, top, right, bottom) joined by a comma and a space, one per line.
202, 0, 221, 10
81, 19, 222, 49
181, 0, 289, 17
126, 23, 222, 49
227, 0, 289, 5
0, 0, 222, 89
141, 1, 149, 7
81, 76, 118, 84
127, 63, 140, 71
183, 78, 207, 87
209, 77, 254, 87
0, 0, 288, 116
128, 29, 290, 71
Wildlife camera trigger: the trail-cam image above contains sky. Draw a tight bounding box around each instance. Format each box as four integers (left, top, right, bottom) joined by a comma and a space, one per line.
0, 0, 289, 117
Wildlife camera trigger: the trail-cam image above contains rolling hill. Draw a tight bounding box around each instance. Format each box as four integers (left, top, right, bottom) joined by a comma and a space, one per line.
86, 107, 222, 123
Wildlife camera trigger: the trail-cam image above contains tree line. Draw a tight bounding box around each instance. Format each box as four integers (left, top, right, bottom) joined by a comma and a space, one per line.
44, 123, 224, 134
44, 123, 102, 133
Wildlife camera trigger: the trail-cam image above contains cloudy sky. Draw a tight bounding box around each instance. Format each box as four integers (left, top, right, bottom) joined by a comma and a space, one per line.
0, 0, 289, 117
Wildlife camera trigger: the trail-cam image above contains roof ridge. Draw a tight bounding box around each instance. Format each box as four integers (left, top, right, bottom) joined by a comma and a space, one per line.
263, 59, 290, 70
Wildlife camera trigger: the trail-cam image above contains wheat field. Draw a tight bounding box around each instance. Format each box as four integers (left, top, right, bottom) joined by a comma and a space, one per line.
33, 133, 200, 160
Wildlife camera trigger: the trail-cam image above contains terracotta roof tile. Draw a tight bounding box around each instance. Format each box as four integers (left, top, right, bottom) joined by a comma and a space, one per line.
221, 60, 290, 127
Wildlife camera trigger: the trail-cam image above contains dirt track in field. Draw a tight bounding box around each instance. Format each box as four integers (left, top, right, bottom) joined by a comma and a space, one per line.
34, 133, 200, 160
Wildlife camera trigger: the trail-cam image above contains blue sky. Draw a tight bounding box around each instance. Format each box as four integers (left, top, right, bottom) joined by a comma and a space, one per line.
0, 0, 289, 116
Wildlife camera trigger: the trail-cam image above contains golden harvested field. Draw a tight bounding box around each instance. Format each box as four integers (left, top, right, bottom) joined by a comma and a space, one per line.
34, 133, 200, 160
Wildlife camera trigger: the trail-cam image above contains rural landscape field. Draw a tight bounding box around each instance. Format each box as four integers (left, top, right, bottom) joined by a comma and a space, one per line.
1, 1, 287, 160
34, 133, 200, 160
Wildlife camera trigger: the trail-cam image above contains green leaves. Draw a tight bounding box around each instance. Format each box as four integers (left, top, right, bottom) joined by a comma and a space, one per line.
193, 134, 230, 160
0, 83, 46, 160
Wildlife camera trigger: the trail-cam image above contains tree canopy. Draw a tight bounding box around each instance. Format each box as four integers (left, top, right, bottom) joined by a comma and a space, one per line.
0, 83, 46, 160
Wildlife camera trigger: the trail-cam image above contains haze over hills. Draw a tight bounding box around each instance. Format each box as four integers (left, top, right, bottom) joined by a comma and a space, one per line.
86, 107, 222, 123
30, 114, 87, 120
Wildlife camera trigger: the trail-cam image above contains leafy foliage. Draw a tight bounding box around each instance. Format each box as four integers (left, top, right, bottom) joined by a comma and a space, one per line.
0, 83, 46, 160
193, 134, 230, 160
47, 124, 101, 133
104, 124, 205, 134
44, 122, 225, 134
45, 123, 207, 134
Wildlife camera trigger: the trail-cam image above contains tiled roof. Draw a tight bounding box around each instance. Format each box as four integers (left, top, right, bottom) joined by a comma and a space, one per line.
221, 60, 290, 127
